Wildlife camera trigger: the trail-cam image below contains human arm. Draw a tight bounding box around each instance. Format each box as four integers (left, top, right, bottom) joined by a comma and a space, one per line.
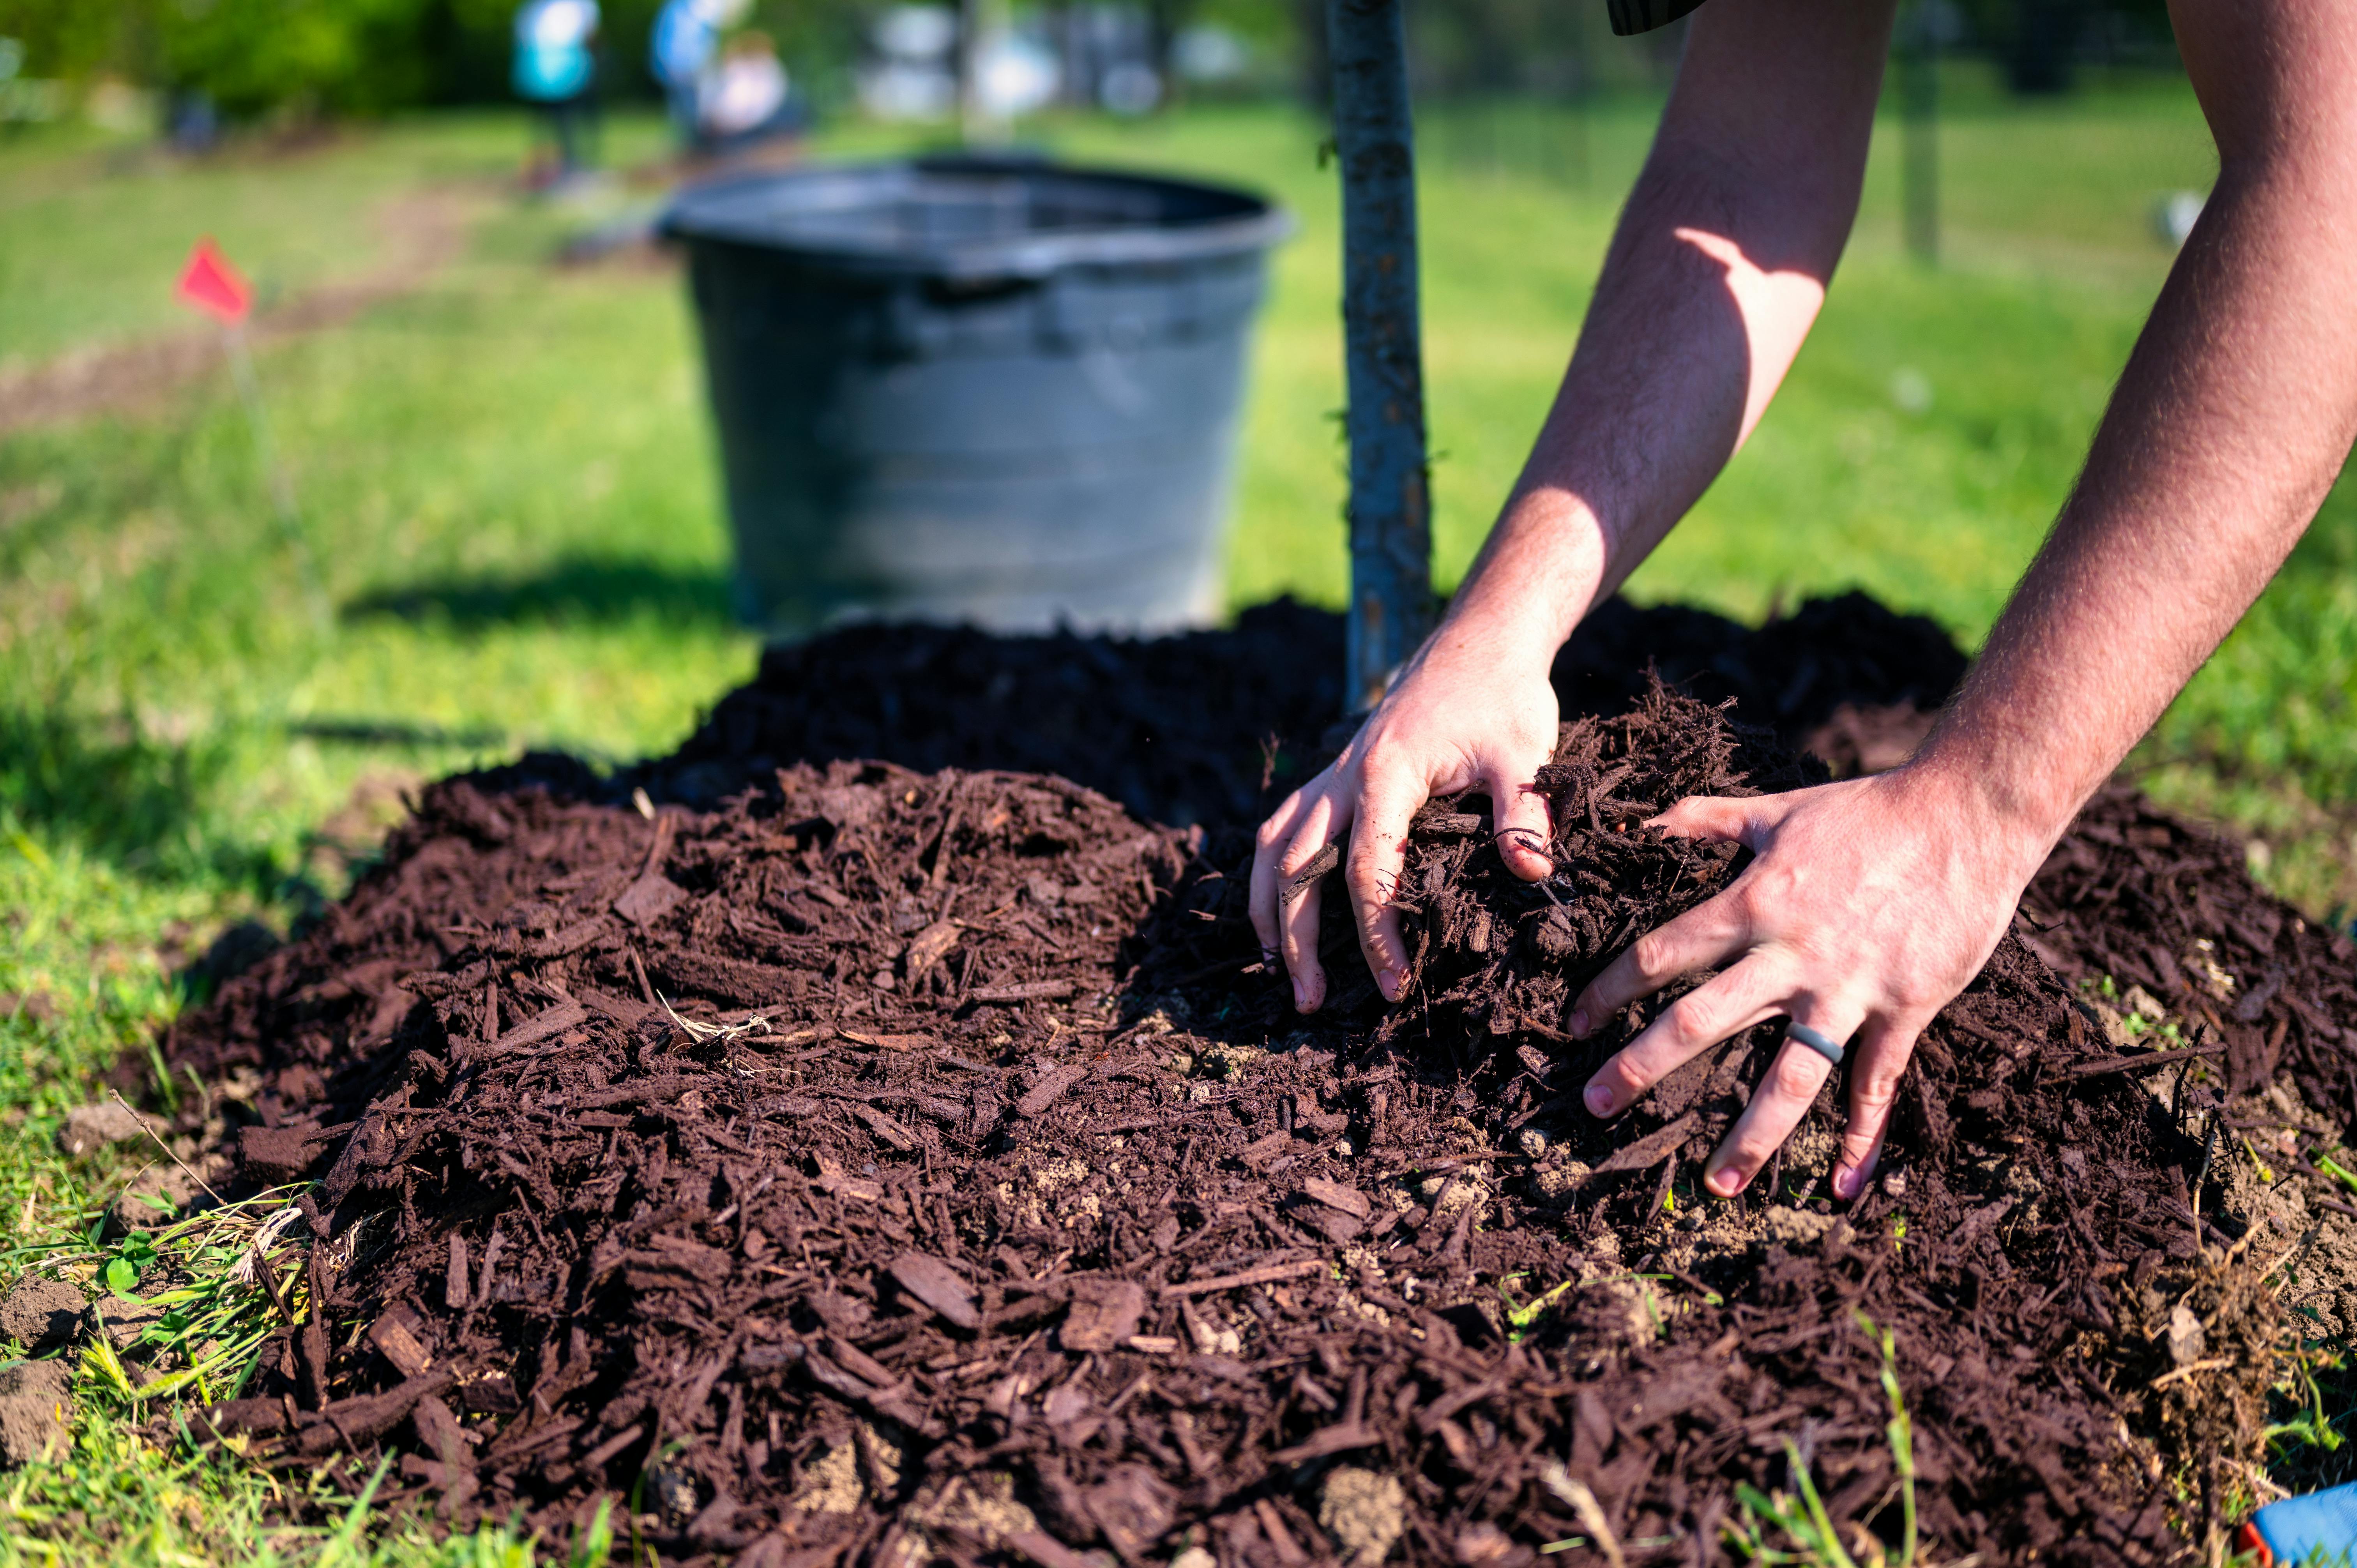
1575, 0, 2357, 1200
1249, 0, 1898, 1010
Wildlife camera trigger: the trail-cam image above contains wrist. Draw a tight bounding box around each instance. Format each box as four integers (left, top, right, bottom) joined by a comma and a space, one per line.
1887, 739, 2078, 886
1435, 592, 1562, 667
1441, 488, 1613, 659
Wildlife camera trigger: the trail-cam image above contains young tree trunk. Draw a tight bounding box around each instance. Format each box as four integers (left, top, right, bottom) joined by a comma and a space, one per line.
1329, 0, 1431, 714
1899, 0, 1939, 264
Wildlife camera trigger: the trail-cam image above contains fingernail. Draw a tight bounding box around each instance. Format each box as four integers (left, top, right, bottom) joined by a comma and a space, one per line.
1568, 1010, 1589, 1037
1378, 968, 1403, 1003
1706, 1165, 1742, 1197
1583, 1083, 1613, 1117
1291, 978, 1308, 1010
1832, 1163, 1859, 1201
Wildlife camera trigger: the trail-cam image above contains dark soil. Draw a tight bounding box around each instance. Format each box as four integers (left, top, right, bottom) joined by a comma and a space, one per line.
623, 592, 1965, 826
152, 595, 2352, 1568
2023, 784, 2357, 1139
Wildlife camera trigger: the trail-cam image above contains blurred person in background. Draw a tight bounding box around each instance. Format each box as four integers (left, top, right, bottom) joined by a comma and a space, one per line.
651, 0, 749, 148
698, 30, 803, 155
513, 0, 601, 185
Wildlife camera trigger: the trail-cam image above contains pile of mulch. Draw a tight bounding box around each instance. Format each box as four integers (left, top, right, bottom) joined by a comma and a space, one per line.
2023, 785, 2357, 1137
624, 592, 1965, 826
148, 596, 2355, 1568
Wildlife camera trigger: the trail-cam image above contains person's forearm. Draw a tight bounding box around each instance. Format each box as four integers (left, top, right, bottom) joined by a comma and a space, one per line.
1434, 0, 1892, 670
1918, 99, 2357, 859
1442, 159, 1839, 665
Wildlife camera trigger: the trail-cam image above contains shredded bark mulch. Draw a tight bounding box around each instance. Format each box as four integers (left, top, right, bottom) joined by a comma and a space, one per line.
626, 592, 1965, 826
152, 596, 2353, 1568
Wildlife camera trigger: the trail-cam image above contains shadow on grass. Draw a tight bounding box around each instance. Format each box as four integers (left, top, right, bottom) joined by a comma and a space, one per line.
0, 705, 285, 890
288, 718, 511, 749
341, 558, 737, 631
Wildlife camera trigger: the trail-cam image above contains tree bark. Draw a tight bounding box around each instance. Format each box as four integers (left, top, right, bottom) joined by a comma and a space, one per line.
1329, 0, 1431, 713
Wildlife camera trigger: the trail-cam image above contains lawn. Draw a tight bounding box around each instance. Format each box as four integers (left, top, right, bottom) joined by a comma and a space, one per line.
1, 68, 2350, 1563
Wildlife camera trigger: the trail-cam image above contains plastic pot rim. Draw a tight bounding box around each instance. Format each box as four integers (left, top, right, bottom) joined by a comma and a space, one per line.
659, 152, 1293, 286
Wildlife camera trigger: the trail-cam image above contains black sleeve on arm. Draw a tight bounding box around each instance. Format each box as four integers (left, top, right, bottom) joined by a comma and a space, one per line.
1610, 0, 1710, 37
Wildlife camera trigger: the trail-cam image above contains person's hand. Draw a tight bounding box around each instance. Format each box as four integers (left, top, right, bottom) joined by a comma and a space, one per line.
1249, 628, 1560, 1013
1571, 763, 2050, 1202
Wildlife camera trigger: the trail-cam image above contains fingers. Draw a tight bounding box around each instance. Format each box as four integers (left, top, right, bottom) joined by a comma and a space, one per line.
1486, 756, 1554, 882
1701, 1003, 1866, 1197
1568, 885, 1756, 1038
1830, 1016, 1918, 1201
1252, 784, 1348, 1012
1345, 768, 1424, 1004
1649, 793, 1776, 844
1581, 954, 1795, 1118
1247, 791, 1307, 958
1278, 789, 1346, 1012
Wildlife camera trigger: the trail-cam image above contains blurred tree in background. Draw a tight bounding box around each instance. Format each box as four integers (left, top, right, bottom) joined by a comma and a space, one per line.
0, 0, 136, 83
0, 0, 2181, 126
1950, 0, 2177, 93
155, 0, 450, 116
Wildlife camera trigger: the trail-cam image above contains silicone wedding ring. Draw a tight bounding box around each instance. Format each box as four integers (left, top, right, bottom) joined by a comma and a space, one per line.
1786, 1022, 1846, 1067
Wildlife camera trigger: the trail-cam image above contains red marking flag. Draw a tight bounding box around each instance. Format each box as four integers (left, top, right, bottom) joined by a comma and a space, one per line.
175, 238, 252, 325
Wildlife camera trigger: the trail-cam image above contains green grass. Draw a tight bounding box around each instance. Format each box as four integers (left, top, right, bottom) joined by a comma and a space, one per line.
0, 70, 2352, 1563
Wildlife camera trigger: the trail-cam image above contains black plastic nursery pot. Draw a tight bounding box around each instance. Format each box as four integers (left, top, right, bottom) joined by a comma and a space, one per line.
662, 153, 1290, 635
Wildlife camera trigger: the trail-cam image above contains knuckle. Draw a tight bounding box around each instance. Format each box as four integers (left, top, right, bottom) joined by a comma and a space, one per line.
1889, 979, 1945, 1015
1852, 1071, 1903, 1112
1666, 994, 1717, 1048
1605, 1056, 1651, 1097
1720, 884, 1765, 932
1771, 1051, 1829, 1102
1356, 748, 1410, 789
1629, 931, 1676, 980
1749, 859, 1801, 904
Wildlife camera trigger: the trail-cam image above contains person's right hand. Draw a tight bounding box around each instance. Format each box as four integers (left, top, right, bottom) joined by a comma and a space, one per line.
1249, 625, 1562, 1012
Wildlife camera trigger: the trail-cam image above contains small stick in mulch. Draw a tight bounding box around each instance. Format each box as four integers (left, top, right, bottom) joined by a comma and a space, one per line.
109, 1089, 226, 1211
1281, 842, 1340, 904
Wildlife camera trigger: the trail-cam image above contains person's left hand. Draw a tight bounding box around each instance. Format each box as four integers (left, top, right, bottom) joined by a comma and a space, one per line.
1568, 761, 2050, 1202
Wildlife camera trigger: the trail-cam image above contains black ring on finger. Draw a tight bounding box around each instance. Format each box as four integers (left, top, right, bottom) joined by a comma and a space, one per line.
1785, 1022, 1846, 1067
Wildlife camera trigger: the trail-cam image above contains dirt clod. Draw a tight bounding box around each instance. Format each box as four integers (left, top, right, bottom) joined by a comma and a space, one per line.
54, 1100, 143, 1157
1320, 1466, 1406, 1565
0, 1359, 73, 1467
0, 1277, 84, 1354
105, 1164, 201, 1238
